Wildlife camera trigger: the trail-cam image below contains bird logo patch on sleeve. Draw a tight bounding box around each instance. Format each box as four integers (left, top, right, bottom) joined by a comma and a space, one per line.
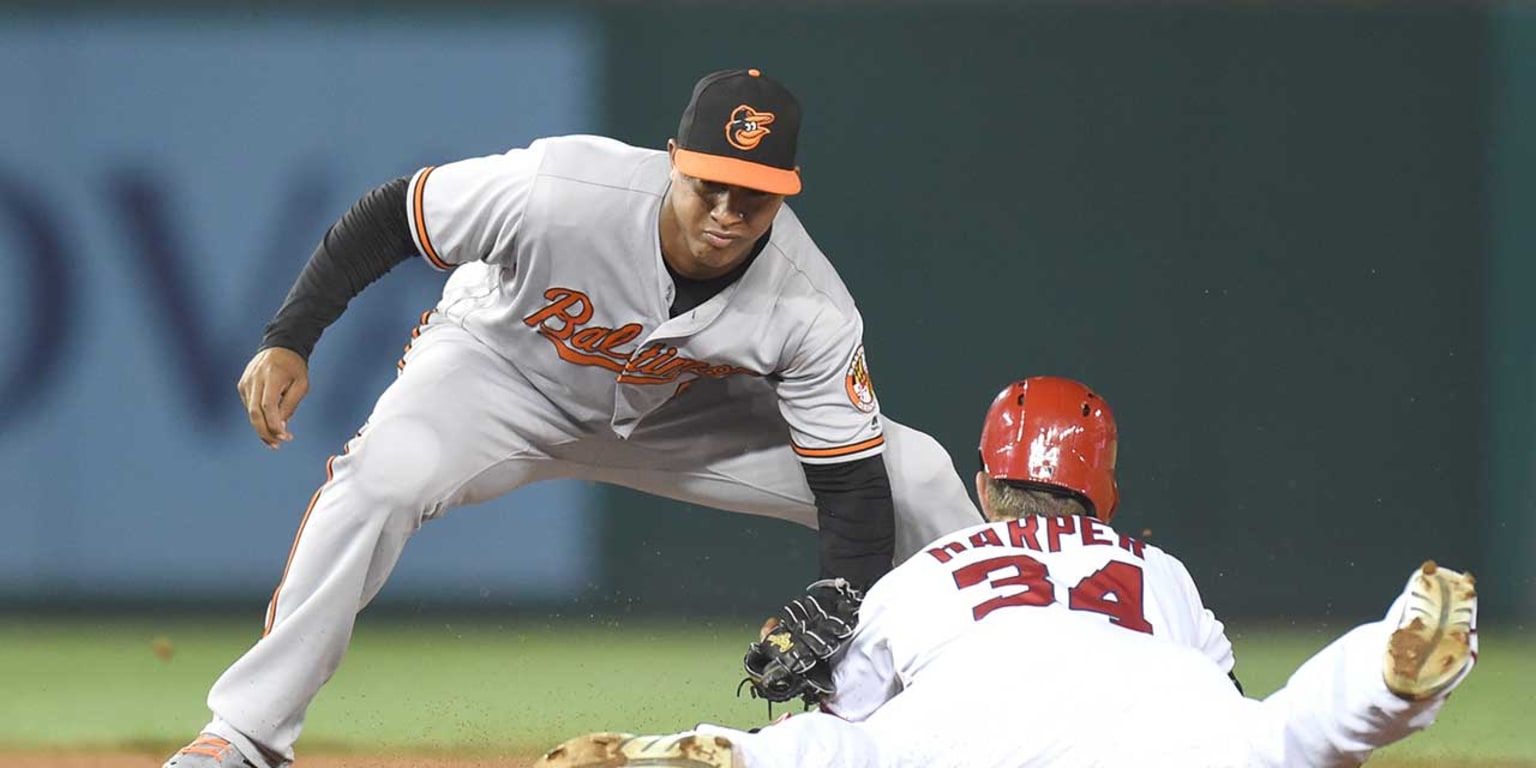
845, 345, 878, 413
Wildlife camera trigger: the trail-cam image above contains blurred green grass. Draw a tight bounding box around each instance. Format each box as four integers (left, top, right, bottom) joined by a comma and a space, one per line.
0, 616, 1531, 762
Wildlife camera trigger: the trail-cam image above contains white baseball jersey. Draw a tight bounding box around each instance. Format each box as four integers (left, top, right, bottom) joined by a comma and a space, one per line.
405, 135, 884, 463
701, 519, 1470, 767
826, 515, 1232, 721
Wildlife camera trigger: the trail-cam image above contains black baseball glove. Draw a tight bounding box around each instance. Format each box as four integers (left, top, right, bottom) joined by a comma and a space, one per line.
740, 578, 864, 706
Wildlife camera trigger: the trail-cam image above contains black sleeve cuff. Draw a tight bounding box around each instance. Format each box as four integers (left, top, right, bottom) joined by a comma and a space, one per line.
802, 454, 897, 592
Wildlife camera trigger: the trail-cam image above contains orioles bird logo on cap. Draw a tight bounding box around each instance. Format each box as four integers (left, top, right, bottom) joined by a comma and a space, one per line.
725, 104, 775, 151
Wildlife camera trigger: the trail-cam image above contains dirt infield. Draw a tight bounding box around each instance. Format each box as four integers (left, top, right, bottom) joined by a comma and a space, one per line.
4, 752, 1533, 768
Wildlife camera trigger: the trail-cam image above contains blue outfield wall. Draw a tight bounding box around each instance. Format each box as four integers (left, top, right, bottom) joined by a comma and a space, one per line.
0, 14, 604, 605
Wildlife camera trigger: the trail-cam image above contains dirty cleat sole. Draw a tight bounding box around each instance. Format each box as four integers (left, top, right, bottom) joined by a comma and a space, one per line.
1384, 560, 1478, 701
537, 731, 736, 767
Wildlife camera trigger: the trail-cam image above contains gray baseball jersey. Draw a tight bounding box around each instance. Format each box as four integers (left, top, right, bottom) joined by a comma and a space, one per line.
192, 134, 982, 766
406, 134, 883, 461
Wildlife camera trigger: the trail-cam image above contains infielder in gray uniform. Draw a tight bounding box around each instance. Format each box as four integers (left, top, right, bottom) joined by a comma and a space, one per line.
162, 69, 982, 768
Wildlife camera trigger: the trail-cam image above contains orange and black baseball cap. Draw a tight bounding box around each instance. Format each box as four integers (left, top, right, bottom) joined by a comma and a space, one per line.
673, 68, 802, 196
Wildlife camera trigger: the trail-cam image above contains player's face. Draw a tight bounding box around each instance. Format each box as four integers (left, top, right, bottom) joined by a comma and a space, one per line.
660, 150, 784, 280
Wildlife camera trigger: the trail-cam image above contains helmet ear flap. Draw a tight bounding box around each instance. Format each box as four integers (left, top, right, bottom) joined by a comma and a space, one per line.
979, 377, 1119, 523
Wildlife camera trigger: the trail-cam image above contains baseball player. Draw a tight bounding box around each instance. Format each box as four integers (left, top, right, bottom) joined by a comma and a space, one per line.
161, 69, 982, 768
538, 376, 1480, 768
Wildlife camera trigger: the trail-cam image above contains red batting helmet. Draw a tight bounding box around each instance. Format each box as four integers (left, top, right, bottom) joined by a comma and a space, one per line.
978, 376, 1120, 522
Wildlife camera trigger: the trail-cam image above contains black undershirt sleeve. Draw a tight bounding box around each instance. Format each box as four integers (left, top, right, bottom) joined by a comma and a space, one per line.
801, 454, 897, 593
259, 176, 416, 360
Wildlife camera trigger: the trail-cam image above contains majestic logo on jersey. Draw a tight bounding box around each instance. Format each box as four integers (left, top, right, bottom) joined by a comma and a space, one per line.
845, 345, 877, 413
726, 105, 775, 151
522, 287, 759, 385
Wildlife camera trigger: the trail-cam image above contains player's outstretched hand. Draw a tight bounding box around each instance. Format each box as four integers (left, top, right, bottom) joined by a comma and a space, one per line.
238, 347, 310, 449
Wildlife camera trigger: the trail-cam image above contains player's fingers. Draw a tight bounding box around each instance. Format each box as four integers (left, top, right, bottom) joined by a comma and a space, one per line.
237, 363, 258, 412
245, 376, 280, 449
759, 616, 781, 640
237, 355, 275, 446
258, 371, 291, 447
276, 376, 309, 442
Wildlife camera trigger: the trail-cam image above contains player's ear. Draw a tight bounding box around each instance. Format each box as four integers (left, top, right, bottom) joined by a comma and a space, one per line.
666, 139, 678, 162
974, 471, 993, 520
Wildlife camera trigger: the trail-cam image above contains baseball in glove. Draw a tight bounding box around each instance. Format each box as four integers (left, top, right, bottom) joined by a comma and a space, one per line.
740, 578, 863, 706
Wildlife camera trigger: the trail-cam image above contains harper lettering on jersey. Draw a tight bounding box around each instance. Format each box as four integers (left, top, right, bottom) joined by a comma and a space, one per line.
522, 287, 761, 385
925, 516, 1146, 564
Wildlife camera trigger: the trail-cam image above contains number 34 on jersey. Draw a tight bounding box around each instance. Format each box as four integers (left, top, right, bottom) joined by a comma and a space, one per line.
924, 515, 1155, 634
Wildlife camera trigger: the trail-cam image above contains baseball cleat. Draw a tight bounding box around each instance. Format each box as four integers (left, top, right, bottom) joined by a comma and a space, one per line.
1383, 560, 1478, 701
161, 734, 258, 768
536, 731, 736, 767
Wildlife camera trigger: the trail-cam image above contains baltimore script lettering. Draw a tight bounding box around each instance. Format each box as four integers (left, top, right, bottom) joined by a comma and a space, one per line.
522, 287, 759, 385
